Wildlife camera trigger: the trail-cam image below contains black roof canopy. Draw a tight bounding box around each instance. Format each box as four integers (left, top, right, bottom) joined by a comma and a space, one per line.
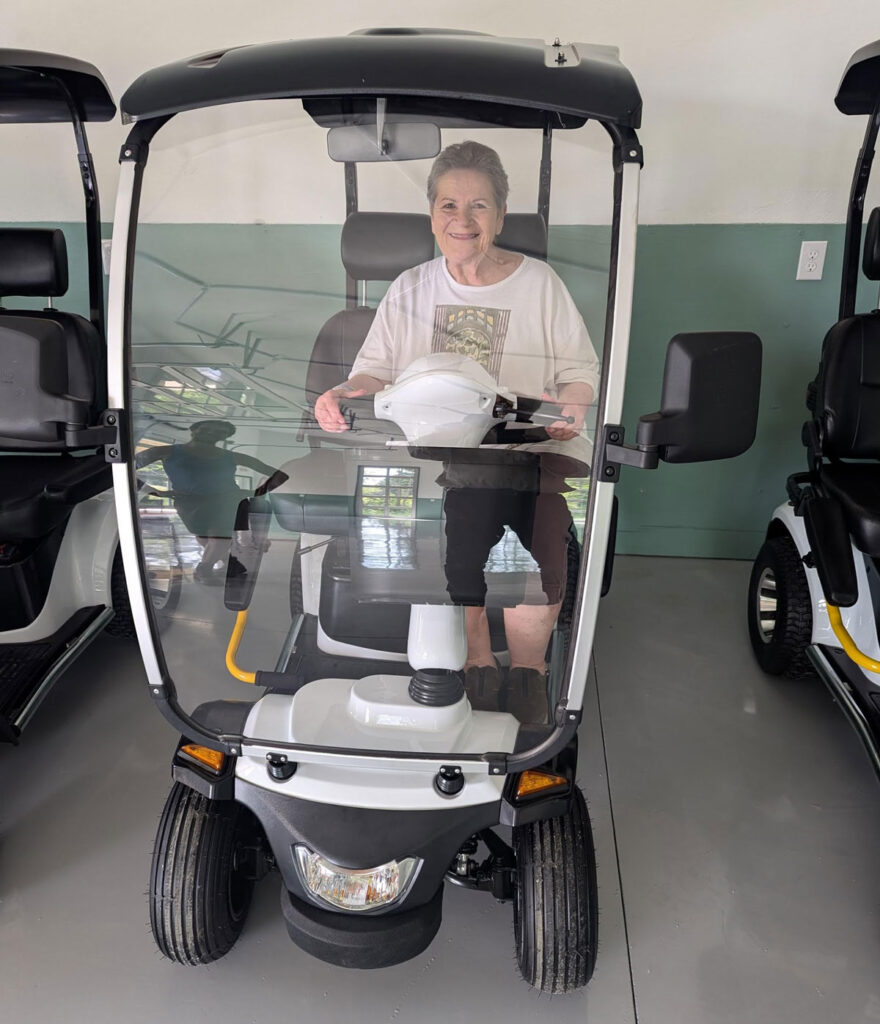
120, 30, 642, 129
836, 40, 880, 115
0, 49, 115, 123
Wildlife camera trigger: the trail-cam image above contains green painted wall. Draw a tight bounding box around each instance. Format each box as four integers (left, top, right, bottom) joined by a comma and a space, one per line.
24, 219, 857, 559
619, 224, 848, 559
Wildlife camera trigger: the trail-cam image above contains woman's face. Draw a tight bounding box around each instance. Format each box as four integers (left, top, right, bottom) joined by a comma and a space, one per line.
430, 169, 505, 265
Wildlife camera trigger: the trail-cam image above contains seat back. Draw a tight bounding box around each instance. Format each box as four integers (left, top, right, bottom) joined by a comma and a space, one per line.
809, 208, 880, 459
304, 213, 435, 410
0, 228, 105, 450
812, 310, 880, 458
496, 213, 548, 261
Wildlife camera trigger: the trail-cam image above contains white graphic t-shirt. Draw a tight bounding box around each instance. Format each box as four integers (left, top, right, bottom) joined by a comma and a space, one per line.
350, 255, 599, 474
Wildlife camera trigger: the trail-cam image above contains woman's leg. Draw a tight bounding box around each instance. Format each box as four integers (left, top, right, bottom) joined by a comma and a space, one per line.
503, 492, 573, 723
464, 605, 494, 669
503, 600, 562, 671
444, 488, 504, 667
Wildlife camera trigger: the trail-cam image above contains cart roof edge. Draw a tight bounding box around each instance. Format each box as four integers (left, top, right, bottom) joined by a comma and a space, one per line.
836, 40, 880, 115
119, 31, 642, 128
0, 49, 115, 122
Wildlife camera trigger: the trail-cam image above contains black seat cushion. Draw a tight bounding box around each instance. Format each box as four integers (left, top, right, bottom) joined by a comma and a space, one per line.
0, 309, 105, 448
813, 311, 880, 459
0, 453, 111, 540
820, 461, 880, 556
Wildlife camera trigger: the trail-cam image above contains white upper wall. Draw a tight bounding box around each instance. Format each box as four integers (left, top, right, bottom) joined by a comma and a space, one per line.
2, 0, 877, 224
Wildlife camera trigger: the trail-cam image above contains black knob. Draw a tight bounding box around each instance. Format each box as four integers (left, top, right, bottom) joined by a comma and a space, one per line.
266, 753, 297, 780
435, 765, 464, 796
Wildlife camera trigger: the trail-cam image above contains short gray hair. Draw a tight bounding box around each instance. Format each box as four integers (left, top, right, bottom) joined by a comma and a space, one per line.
427, 141, 509, 209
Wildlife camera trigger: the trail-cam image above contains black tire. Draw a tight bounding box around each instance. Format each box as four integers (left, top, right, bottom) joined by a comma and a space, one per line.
513, 784, 598, 993
747, 533, 813, 678
105, 548, 136, 638
289, 544, 303, 618
149, 782, 258, 965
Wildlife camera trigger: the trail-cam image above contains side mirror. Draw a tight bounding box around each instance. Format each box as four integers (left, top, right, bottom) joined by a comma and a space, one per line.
636, 332, 762, 463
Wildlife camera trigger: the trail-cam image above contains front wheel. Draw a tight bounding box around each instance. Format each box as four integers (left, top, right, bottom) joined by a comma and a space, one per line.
513, 784, 598, 993
747, 533, 813, 678
149, 782, 259, 965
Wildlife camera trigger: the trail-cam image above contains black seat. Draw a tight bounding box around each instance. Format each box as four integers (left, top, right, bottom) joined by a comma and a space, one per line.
0, 228, 110, 540
496, 213, 547, 261
304, 212, 435, 413
806, 207, 880, 556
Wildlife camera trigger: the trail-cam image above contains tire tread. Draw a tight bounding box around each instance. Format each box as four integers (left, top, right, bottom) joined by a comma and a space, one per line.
748, 534, 814, 679
149, 782, 255, 965
513, 785, 598, 993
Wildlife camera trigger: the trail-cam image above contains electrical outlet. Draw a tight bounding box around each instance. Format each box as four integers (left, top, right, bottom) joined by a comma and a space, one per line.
796, 240, 827, 281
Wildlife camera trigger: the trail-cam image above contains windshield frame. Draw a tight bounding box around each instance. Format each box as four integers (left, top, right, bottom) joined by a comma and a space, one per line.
107, 94, 642, 775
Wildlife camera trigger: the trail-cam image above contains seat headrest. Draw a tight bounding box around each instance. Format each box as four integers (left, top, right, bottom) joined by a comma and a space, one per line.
341, 213, 434, 281
0, 228, 68, 298
864, 207, 880, 281
496, 214, 548, 261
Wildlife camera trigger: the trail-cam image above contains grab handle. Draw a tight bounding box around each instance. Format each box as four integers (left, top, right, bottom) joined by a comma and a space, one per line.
225, 610, 257, 684
826, 604, 880, 673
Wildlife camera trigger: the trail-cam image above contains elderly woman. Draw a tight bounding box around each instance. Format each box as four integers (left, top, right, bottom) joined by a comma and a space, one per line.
315, 141, 599, 723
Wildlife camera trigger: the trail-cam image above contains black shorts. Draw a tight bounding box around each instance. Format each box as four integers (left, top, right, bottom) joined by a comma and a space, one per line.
443, 487, 573, 606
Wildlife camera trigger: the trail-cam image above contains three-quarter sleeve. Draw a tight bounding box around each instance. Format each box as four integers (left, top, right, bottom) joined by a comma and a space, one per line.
349, 287, 397, 382
547, 271, 600, 397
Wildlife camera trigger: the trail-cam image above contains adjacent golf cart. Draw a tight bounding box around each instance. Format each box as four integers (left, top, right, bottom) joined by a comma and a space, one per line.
110, 30, 761, 991
748, 40, 880, 781
0, 52, 170, 745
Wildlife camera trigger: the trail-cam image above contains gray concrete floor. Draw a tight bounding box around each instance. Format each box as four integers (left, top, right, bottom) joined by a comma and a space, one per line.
2, 556, 879, 1022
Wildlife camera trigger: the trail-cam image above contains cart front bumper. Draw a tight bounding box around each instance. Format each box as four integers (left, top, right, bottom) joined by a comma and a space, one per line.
280, 882, 443, 968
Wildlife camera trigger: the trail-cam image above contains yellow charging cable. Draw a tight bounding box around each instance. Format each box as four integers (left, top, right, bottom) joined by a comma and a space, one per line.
826, 604, 880, 673
225, 610, 257, 684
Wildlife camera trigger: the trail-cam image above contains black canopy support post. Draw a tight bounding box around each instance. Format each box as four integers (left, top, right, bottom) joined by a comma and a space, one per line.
344, 161, 359, 308
56, 76, 104, 337
72, 116, 104, 335
840, 97, 880, 320
538, 116, 552, 226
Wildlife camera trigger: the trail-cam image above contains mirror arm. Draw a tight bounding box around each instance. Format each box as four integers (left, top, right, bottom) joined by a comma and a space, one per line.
597, 423, 660, 483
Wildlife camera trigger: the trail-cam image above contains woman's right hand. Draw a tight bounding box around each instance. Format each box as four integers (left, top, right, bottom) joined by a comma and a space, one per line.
314, 386, 366, 432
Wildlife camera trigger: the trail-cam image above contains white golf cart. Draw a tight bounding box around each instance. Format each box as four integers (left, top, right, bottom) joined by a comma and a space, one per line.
748, 40, 880, 781
0, 52, 181, 745
109, 30, 761, 991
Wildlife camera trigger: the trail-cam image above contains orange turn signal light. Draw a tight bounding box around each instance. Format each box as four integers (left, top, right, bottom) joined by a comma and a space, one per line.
515, 769, 569, 800
180, 743, 226, 773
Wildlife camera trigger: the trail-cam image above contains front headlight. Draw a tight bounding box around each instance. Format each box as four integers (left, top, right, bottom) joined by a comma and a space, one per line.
294, 845, 421, 912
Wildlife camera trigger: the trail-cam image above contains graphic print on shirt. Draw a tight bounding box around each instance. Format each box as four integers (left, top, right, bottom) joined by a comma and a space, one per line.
431, 305, 510, 379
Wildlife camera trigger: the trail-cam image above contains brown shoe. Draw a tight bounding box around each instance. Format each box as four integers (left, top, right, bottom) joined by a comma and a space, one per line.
505, 668, 550, 725
464, 664, 504, 711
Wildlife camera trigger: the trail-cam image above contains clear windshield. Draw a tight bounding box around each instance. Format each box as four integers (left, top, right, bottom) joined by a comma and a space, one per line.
128, 97, 614, 758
